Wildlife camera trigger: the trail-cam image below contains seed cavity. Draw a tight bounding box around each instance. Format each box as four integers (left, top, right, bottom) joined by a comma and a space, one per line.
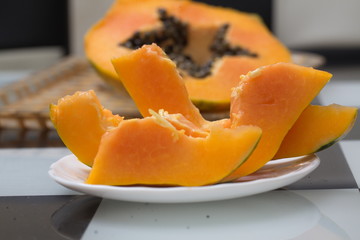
120, 8, 258, 78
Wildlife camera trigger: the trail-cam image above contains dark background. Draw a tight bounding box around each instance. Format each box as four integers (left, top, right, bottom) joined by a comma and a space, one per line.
0, 0, 359, 65
0, 0, 69, 55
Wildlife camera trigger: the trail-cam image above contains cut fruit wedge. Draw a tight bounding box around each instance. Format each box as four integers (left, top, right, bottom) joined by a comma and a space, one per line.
87, 109, 262, 186
273, 104, 358, 159
224, 63, 332, 180
50, 90, 123, 166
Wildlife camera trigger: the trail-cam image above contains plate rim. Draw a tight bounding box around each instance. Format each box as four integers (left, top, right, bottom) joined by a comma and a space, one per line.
49, 154, 320, 203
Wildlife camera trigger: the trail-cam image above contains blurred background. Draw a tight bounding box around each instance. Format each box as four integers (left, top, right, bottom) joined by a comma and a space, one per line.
0, 0, 359, 147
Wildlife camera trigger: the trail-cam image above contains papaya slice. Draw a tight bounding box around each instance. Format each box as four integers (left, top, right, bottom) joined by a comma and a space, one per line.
87, 110, 262, 186
273, 104, 358, 159
85, 0, 291, 110
225, 63, 332, 180
112, 43, 205, 127
50, 90, 262, 186
50, 90, 123, 166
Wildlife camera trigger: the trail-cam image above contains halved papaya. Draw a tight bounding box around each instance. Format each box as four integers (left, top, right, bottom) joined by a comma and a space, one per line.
273, 104, 358, 159
50, 90, 123, 166
85, 0, 291, 110
50, 90, 262, 186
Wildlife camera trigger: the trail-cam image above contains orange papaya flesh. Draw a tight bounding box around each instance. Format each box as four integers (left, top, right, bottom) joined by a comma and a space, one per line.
223, 63, 332, 180
154, 109, 209, 138
85, 0, 291, 110
49, 90, 123, 166
87, 110, 262, 186
112, 43, 206, 127
273, 104, 358, 159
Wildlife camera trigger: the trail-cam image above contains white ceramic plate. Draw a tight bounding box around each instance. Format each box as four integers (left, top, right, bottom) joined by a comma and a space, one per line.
49, 154, 319, 203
